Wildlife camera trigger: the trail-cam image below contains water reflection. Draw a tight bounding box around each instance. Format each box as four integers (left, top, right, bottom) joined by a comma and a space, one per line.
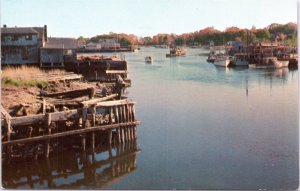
2, 142, 139, 189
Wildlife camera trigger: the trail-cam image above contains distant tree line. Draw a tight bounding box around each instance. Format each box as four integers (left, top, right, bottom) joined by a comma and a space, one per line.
78, 22, 297, 47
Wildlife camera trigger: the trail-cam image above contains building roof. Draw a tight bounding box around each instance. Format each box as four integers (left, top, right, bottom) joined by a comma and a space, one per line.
1, 27, 42, 35
42, 37, 79, 49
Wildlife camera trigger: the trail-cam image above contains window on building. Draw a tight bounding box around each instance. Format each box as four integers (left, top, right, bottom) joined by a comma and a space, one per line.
12, 35, 18, 41
25, 35, 32, 40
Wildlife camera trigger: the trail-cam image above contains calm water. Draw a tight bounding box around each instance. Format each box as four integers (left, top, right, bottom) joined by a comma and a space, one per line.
3, 47, 298, 190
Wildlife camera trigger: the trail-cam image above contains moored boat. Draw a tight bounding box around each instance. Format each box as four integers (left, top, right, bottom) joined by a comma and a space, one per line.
232, 53, 249, 67
249, 56, 289, 69
207, 51, 216, 63
213, 55, 231, 67
166, 47, 187, 57
145, 56, 152, 63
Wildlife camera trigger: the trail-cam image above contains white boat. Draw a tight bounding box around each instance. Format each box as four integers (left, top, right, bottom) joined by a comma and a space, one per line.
214, 55, 231, 67
166, 47, 187, 57
145, 56, 152, 63
249, 57, 289, 69
233, 53, 248, 66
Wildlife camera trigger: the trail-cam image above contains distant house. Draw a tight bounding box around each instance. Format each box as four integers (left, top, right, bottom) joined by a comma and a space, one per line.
40, 37, 79, 67
99, 39, 120, 50
1, 25, 47, 65
85, 42, 101, 50
227, 41, 247, 53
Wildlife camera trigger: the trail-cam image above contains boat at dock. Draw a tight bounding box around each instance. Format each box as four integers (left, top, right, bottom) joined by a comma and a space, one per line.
166, 47, 187, 57
249, 56, 289, 69
232, 53, 249, 67
145, 56, 152, 63
213, 55, 232, 67
207, 51, 216, 62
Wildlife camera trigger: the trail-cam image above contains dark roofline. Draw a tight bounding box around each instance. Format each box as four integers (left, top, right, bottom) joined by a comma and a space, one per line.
1, 27, 42, 35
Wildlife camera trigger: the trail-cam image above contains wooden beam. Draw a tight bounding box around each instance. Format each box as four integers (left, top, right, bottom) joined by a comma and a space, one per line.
96, 99, 136, 107
81, 94, 118, 107
105, 70, 128, 74
41, 88, 95, 98
3, 121, 140, 146
11, 110, 79, 126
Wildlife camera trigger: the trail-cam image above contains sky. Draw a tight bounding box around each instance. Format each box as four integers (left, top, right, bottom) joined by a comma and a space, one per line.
1, 0, 297, 38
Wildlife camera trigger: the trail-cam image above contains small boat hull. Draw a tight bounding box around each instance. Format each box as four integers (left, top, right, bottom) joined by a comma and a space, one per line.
250, 57, 289, 69
214, 56, 231, 67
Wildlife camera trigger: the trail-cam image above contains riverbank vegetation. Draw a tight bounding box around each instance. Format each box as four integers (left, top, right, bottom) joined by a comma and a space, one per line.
1, 66, 66, 88
78, 22, 297, 47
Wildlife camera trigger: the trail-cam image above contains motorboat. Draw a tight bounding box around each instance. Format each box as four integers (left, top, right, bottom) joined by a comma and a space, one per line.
232, 53, 249, 66
213, 55, 232, 67
166, 47, 187, 57
145, 56, 152, 63
249, 56, 289, 69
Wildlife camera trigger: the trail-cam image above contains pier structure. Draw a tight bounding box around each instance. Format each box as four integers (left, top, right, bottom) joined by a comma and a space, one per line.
1, 97, 139, 160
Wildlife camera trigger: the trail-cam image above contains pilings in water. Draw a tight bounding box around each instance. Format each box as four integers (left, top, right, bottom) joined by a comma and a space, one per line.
2, 141, 139, 189
1, 99, 140, 161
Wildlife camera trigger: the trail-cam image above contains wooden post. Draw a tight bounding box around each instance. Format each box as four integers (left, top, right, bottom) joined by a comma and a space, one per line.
5, 116, 12, 160
91, 106, 96, 151
45, 113, 51, 158
119, 106, 123, 123
116, 128, 121, 144
82, 107, 88, 128
114, 106, 119, 124
91, 132, 95, 152
108, 130, 112, 146
82, 135, 86, 152
121, 127, 125, 144
81, 107, 88, 152
123, 105, 127, 123
130, 126, 134, 141
132, 105, 136, 122
42, 99, 46, 114
128, 104, 132, 121
126, 104, 130, 122
109, 107, 113, 124
92, 106, 96, 127
128, 127, 131, 142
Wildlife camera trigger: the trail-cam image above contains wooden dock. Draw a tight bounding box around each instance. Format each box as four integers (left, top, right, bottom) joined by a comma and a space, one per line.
2, 96, 140, 160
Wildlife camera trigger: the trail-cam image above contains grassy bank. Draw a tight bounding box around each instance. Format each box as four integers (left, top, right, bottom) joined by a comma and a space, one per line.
1, 66, 66, 88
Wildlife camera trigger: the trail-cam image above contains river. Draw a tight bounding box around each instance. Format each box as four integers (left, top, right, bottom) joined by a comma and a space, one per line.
3, 47, 298, 190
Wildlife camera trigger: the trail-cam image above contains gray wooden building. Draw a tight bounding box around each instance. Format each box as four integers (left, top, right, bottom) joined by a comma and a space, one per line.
1, 25, 47, 65
40, 37, 79, 68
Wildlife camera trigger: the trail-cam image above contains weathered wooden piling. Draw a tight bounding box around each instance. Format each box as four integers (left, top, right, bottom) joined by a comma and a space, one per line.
2, 99, 140, 160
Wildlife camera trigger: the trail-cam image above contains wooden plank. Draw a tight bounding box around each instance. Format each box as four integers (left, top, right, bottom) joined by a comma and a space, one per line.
11, 114, 45, 126
105, 70, 128, 74
41, 88, 94, 98
11, 110, 79, 126
3, 121, 140, 146
96, 99, 135, 107
81, 94, 118, 107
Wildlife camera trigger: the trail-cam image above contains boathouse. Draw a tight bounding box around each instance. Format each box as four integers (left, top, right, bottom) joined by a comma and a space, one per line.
1, 25, 47, 65
40, 37, 80, 68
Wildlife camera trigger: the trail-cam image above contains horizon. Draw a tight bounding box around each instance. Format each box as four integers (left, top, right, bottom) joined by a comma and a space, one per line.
1, 0, 297, 38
